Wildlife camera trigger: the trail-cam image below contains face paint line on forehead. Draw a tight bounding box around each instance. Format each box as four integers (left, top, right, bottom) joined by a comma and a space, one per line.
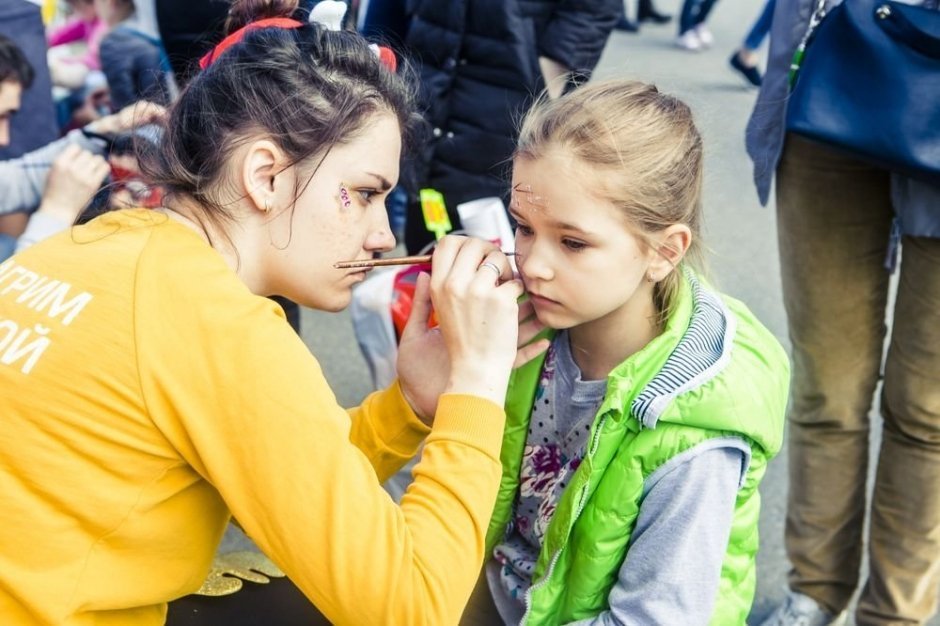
511, 182, 549, 213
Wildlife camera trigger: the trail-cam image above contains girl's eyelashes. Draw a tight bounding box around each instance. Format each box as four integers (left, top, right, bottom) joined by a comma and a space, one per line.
515, 223, 534, 237
356, 188, 381, 203
563, 238, 587, 252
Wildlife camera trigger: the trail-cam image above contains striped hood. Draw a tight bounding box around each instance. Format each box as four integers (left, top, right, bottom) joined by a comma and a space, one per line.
630, 273, 735, 429
596, 269, 787, 458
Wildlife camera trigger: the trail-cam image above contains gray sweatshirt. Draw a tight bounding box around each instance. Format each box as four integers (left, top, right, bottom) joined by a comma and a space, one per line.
0, 129, 108, 217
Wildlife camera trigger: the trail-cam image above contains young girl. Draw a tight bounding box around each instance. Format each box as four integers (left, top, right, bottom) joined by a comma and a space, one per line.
0, 1, 529, 623
47, 0, 107, 90
476, 80, 790, 625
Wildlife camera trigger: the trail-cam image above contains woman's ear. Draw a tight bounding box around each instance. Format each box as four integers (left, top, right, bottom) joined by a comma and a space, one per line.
648, 224, 692, 281
242, 139, 287, 216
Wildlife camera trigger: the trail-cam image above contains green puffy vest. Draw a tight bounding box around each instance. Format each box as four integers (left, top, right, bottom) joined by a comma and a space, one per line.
485, 273, 789, 625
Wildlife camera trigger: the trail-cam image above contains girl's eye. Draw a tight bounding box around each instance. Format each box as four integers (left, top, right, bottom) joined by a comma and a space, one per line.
515, 224, 534, 237
357, 188, 379, 203
563, 238, 587, 252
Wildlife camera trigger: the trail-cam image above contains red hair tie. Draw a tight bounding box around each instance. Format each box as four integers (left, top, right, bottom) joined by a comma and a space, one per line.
199, 17, 303, 70
198, 16, 398, 73
375, 45, 397, 73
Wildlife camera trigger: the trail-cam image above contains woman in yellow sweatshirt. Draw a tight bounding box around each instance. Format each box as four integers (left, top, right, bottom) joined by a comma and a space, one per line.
0, 3, 544, 624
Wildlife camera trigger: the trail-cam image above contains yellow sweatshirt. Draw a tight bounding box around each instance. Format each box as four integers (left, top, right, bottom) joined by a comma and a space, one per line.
0, 209, 504, 625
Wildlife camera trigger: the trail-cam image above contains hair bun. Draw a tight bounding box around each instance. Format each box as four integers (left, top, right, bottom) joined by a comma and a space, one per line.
226, 0, 300, 33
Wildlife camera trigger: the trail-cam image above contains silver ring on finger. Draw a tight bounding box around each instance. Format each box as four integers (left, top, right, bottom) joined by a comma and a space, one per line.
479, 261, 502, 282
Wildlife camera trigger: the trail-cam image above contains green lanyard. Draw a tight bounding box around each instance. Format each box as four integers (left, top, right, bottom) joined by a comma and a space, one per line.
788, 0, 831, 88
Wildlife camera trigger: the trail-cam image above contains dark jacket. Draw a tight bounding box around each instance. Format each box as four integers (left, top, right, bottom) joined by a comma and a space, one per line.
402, 0, 619, 251
155, 0, 229, 86
99, 25, 172, 109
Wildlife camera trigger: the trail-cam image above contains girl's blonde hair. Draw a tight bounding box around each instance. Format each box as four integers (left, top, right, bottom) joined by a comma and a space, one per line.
515, 79, 705, 325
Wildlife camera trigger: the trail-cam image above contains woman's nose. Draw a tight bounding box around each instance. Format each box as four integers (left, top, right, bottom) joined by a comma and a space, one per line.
365, 209, 397, 253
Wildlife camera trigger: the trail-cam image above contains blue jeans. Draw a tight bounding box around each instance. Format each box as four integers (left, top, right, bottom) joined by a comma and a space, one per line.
678, 0, 719, 34
743, 0, 776, 51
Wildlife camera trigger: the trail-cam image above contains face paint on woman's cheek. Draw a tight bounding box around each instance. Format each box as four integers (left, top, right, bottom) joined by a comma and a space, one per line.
339, 183, 352, 209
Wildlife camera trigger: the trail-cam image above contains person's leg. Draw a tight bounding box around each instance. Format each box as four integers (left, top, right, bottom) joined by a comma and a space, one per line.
637, 0, 671, 24
857, 234, 940, 625
678, 0, 701, 34
729, 0, 774, 88
693, 0, 720, 27
743, 0, 775, 51
776, 134, 893, 614
614, 1, 640, 33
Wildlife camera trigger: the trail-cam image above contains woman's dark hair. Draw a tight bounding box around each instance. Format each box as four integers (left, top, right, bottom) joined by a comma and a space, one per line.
0, 34, 34, 88
226, 0, 303, 32
144, 0, 421, 243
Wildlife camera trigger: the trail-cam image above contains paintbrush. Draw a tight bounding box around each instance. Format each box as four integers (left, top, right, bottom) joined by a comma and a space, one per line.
334, 251, 516, 269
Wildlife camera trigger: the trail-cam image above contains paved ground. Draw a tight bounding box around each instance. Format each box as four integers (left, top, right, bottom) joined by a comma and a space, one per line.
246, 1, 922, 622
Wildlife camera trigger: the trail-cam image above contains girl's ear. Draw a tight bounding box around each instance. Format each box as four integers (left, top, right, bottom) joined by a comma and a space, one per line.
242, 139, 287, 216
649, 224, 692, 280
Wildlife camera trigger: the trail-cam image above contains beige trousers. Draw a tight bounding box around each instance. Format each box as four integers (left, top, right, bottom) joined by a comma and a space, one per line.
777, 134, 940, 625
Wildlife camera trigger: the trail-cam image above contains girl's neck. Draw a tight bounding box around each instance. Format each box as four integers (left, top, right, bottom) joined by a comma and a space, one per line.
567, 292, 662, 381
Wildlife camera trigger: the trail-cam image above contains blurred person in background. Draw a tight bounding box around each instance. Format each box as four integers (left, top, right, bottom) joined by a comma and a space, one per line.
0, 0, 59, 257
1, 33, 164, 260
748, 0, 940, 623
401, 0, 621, 254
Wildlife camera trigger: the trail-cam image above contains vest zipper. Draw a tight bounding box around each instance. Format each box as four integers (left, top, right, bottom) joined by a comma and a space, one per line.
519, 413, 610, 624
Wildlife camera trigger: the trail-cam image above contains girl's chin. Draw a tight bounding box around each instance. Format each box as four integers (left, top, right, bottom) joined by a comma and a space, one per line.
532, 309, 577, 331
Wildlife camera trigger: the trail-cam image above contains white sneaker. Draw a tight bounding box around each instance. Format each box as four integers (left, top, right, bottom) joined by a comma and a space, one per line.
675, 30, 702, 51
694, 24, 714, 47
758, 591, 848, 626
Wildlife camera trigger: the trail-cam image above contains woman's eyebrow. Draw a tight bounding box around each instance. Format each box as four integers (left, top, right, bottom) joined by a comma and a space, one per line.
364, 172, 393, 191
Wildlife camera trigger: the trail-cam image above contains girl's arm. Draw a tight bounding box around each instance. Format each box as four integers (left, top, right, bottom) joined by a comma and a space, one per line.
566, 440, 749, 626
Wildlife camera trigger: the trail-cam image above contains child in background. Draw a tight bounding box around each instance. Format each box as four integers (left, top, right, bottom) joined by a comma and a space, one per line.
47, 0, 107, 89
472, 80, 790, 625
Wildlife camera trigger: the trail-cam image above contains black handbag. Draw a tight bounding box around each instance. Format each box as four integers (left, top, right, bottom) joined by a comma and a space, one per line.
785, 0, 940, 183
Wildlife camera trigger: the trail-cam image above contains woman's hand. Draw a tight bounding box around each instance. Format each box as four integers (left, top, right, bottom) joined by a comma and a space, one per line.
397, 236, 524, 422
397, 271, 448, 424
